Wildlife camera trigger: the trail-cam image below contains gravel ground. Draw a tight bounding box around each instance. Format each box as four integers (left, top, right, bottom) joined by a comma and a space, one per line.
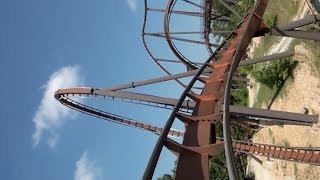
246, 1, 320, 179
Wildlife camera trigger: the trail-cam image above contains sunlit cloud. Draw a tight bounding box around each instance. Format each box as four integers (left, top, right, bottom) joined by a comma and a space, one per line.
32, 65, 83, 148
126, 0, 137, 12
74, 152, 100, 180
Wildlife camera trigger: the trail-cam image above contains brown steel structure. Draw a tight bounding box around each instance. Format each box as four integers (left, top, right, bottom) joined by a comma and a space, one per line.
55, 0, 320, 179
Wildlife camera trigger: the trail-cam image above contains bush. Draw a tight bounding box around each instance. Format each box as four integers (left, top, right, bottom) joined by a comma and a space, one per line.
157, 174, 173, 180
211, 0, 255, 38
210, 151, 245, 179
251, 58, 295, 88
264, 13, 278, 27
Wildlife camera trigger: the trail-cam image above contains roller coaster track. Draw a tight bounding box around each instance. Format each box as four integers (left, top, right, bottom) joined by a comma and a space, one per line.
142, 0, 218, 81
232, 140, 320, 165
54, 90, 320, 166
142, 1, 270, 179
55, 0, 320, 179
55, 90, 320, 166
142, 0, 191, 90
203, 0, 214, 54
164, 0, 213, 70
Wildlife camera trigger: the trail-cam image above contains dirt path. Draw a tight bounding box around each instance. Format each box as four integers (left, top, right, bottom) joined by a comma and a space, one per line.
247, 0, 310, 108
247, 1, 320, 179
267, 2, 309, 55
248, 52, 320, 179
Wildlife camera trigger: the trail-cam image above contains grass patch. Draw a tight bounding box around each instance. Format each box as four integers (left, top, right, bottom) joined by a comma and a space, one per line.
252, 0, 300, 58
304, 40, 320, 77
286, 30, 320, 78
264, 0, 299, 25
253, 67, 294, 109
253, 84, 276, 108
248, 0, 303, 108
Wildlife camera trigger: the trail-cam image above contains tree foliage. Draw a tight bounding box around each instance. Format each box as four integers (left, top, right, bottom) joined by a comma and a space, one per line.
211, 0, 255, 39
157, 174, 174, 180
251, 58, 295, 88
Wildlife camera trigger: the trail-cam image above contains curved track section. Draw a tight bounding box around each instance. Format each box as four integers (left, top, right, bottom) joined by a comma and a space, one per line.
54, 0, 320, 179
55, 89, 320, 166
54, 89, 185, 138
142, 0, 191, 89
164, 0, 197, 70
203, 0, 214, 54
142, 0, 217, 86
143, 1, 268, 179
232, 140, 320, 165
55, 87, 195, 112
163, 0, 216, 69
223, 1, 268, 178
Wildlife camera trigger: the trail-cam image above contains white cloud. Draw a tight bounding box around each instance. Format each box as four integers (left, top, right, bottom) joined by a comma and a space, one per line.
74, 152, 100, 180
32, 65, 83, 148
126, 0, 137, 12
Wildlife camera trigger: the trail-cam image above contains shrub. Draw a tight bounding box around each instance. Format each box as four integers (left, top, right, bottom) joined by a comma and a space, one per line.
251, 58, 295, 88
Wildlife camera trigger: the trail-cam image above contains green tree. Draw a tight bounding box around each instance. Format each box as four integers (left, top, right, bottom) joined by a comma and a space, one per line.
251, 58, 295, 88
211, 0, 255, 38
157, 174, 173, 180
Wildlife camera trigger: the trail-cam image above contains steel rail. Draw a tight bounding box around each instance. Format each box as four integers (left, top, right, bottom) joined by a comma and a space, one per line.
155, 58, 203, 65
148, 7, 230, 21
55, 88, 196, 111
55, 94, 320, 166
145, 31, 202, 35
104, 68, 246, 91
148, 8, 206, 17
165, 0, 219, 65
142, 0, 221, 88
145, 33, 217, 46
55, 86, 261, 115
204, 0, 214, 54
55, 88, 315, 127
53, 0, 320, 179
55, 95, 185, 138
164, 0, 199, 70
275, 14, 320, 31
153, 50, 295, 67
232, 140, 320, 165
223, 1, 268, 179
142, 0, 190, 90
142, 1, 257, 177
181, 0, 204, 9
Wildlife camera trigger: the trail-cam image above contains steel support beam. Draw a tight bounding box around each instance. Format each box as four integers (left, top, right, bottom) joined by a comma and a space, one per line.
240, 50, 294, 66
229, 105, 318, 124
156, 58, 203, 65
145, 31, 202, 35
148, 8, 205, 17
156, 50, 295, 67
212, 30, 233, 34
94, 89, 196, 110
276, 14, 320, 31
145, 33, 217, 46
247, 154, 262, 165
270, 29, 320, 41
106, 68, 244, 91
181, 0, 204, 9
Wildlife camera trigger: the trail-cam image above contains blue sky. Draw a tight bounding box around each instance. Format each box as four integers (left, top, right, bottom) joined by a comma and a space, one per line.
0, 0, 211, 179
